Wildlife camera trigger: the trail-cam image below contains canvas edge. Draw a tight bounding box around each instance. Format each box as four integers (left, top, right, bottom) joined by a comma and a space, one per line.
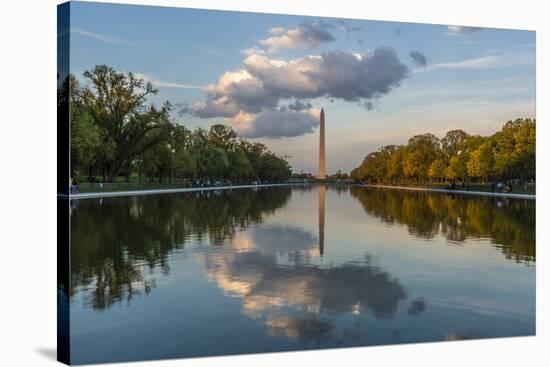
57, 1, 71, 365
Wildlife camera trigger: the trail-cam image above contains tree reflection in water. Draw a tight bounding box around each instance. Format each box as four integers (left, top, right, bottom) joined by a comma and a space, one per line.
69, 185, 534, 344
66, 185, 535, 359
70, 187, 292, 310
350, 187, 535, 263
70, 185, 410, 343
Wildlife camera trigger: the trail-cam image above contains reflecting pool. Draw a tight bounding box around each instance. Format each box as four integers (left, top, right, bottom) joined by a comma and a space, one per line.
65, 185, 535, 364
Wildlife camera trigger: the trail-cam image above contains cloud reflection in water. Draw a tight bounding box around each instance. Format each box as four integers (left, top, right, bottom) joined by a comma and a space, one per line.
204, 224, 407, 341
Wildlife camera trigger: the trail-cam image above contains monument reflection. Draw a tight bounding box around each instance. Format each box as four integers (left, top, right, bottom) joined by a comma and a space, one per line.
318, 184, 325, 256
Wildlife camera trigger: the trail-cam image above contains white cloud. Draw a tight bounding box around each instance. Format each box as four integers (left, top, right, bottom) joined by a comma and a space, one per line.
188, 48, 408, 138
269, 27, 285, 35
195, 48, 407, 118
447, 25, 483, 35
71, 28, 133, 45
425, 55, 502, 71
336, 20, 362, 34
259, 21, 335, 52
228, 109, 320, 139
134, 73, 202, 89
418, 52, 534, 72
240, 46, 267, 56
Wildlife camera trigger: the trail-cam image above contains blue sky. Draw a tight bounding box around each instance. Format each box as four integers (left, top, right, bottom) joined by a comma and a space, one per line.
68, 1, 536, 173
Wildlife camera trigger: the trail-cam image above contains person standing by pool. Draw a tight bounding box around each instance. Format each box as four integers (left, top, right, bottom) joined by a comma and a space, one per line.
71, 178, 79, 195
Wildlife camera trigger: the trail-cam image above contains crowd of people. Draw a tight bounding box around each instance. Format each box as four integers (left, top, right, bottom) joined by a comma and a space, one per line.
445, 180, 517, 193
491, 181, 514, 193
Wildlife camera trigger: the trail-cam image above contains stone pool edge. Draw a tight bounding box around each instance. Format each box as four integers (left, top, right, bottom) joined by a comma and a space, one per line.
57, 183, 536, 200
364, 184, 536, 200
58, 183, 307, 199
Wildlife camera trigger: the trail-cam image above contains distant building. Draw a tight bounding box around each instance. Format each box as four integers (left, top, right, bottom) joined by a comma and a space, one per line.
318, 108, 326, 179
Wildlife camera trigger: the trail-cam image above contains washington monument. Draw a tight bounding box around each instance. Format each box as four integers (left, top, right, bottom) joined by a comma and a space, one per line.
318, 108, 326, 179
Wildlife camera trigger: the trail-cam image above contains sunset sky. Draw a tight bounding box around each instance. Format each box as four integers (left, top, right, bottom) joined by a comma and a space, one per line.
68, 1, 536, 173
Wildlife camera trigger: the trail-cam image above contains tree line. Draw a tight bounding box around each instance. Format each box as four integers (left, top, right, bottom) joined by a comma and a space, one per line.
350, 119, 535, 184
65, 65, 292, 184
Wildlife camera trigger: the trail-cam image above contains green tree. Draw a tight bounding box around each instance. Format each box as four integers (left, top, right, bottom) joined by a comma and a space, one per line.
71, 106, 102, 179
441, 130, 469, 163
259, 153, 292, 182
228, 149, 254, 182
79, 65, 173, 181
208, 124, 237, 149
447, 154, 468, 181
493, 119, 535, 180
208, 147, 230, 180
351, 120, 535, 185
468, 141, 494, 182
403, 134, 441, 182
171, 125, 196, 180
386, 146, 405, 182
428, 159, 446, 182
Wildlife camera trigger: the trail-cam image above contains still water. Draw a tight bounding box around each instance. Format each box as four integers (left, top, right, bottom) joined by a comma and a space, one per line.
67, 185, 535, 364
